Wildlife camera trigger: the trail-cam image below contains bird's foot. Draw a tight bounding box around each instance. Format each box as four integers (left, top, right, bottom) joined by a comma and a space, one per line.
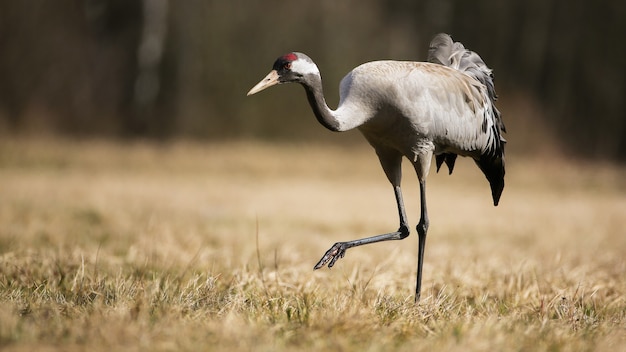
313, 242, 347, 270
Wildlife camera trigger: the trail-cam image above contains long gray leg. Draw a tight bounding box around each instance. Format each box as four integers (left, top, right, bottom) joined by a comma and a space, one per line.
414, 179, 429, 302
412, 151, 432, 302
313, 185, 410, 269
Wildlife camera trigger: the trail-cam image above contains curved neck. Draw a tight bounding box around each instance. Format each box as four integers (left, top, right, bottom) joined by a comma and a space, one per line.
300, 74, 342, 132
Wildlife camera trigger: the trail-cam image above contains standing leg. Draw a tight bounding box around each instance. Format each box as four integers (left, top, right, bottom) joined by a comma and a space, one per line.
413, 151, 432, 303
415, 179, 429, 302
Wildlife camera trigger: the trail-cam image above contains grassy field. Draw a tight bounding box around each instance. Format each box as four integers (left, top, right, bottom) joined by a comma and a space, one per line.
0, 138, 625, 351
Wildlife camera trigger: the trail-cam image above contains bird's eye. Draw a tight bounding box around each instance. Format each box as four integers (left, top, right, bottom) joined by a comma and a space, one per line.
283, 63, 291, 70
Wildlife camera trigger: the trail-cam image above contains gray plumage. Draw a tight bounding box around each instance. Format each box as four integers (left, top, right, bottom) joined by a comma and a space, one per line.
428, 33, 506, 194
247, 33, 506, 302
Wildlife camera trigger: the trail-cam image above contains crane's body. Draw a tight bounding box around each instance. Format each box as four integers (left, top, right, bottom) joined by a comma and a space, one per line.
337, 61, 498, 160
247, 33, 506, 302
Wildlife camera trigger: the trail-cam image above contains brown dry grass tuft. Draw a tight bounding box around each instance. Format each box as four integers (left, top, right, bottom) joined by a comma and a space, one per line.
0, 138, 625, 351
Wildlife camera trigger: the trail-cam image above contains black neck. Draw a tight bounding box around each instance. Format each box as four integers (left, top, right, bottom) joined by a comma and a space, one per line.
300, 75, 341, 132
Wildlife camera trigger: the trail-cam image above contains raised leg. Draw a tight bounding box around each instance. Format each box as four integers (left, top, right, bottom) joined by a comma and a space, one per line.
314, 185, 410, 269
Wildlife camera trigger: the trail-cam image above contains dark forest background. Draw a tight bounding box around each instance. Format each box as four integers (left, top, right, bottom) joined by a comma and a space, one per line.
0, 0, 624, 160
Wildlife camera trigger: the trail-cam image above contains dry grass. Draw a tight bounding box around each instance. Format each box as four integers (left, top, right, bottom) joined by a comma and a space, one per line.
0, 138, 625, 351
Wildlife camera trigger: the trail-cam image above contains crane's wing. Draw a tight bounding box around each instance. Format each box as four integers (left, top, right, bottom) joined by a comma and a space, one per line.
428, 33, 506, 205
428, 33, 505, 135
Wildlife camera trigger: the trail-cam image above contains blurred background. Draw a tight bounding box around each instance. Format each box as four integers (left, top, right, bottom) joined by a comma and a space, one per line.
0, 0, 624, 161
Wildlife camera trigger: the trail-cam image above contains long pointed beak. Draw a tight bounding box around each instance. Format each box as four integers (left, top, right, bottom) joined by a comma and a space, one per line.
247, 70, 280, 96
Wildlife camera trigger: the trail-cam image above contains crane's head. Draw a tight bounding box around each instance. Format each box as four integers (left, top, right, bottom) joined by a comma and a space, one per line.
247, 52, 319, 96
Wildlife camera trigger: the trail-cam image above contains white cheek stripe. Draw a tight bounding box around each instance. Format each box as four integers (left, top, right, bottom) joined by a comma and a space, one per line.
291, 59, 319, 75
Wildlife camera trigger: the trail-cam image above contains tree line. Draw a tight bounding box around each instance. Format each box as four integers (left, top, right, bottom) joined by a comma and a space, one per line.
0, 0, 624, 160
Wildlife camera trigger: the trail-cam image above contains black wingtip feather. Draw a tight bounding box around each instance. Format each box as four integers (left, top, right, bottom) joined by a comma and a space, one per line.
435, 153, 458, 175
435, 154, 445, 173
475, 155, 505, 206
445, 154, 457, 175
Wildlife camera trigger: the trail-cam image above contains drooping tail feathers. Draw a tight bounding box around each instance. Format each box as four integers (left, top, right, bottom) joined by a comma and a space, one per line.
428, 33, 506, 206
